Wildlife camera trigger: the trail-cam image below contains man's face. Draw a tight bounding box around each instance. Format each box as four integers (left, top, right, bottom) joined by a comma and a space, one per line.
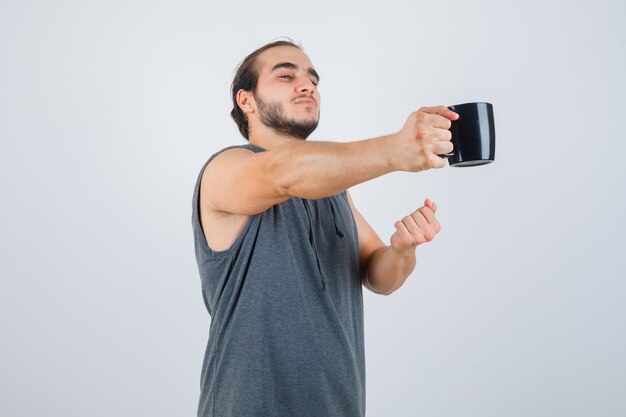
252, 46, 321, 139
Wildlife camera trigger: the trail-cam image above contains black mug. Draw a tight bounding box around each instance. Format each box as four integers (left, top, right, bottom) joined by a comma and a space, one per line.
439, 102, 495, 167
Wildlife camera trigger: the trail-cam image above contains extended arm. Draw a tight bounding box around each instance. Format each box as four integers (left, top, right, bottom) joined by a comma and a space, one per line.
205, 107, 457, 216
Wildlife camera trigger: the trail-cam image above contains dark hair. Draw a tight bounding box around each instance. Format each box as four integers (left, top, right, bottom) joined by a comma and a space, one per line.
230, 38, 303, 140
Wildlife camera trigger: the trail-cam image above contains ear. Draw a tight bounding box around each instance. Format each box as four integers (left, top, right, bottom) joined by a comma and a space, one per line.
236, 89, 256, 115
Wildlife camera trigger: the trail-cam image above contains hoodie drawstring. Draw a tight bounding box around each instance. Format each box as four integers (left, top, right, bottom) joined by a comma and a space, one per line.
329, 199, 345, 238
302, 196, 346, 291
302, 199, 326, 290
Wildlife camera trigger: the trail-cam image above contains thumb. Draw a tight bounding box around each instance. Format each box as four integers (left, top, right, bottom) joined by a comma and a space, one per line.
425, 198, 437, 212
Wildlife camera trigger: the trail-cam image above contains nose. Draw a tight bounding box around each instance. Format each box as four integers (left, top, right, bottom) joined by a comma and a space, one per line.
297, 76, 317, 94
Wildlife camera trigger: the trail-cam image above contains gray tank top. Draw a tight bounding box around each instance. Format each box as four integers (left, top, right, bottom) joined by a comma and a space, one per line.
191, 143, 366, 417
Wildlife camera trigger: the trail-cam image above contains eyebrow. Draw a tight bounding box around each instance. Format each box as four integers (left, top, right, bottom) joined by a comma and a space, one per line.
270, 62, 320, 83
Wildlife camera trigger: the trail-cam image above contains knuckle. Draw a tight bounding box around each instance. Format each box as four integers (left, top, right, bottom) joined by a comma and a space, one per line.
415, 126, 428, 138
414, 112, 427, 122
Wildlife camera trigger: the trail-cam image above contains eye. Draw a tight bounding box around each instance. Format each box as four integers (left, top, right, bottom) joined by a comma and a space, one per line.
279, 75, 293, 80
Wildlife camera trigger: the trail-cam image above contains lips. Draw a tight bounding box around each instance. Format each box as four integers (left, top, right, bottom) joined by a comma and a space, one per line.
295, 98, 316, 106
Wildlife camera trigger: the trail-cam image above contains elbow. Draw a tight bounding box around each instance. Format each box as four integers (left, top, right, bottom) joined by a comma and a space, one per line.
373, 286, 395, 296
380, 287, 396, 296
279, 174, 298, 199
276, 175, 293, 199
363, 274, 396, 296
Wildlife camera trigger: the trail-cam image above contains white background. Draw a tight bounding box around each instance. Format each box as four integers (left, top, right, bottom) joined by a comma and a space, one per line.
1, 0, 625, 416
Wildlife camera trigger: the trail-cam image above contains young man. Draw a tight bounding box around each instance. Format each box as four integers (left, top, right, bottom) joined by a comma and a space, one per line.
191, 39, 458, 417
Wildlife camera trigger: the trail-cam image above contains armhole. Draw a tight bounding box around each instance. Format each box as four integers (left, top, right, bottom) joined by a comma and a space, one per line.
193, 145, 261, 257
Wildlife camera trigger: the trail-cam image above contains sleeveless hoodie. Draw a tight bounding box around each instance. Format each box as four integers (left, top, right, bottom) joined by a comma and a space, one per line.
191, 143, 366, 417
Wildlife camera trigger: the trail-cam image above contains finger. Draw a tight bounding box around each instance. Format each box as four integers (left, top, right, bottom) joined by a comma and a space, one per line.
406, 211, 435, 242
413, 210, 440, 240
430, 154, 447, 169
420, 203, 441, 232
410, 209, 430, 230
403, 211, 427, 236
418, 205, 437, 226
433, 126, 453, 141
430, 114, 454, 130
424, 198, 437, 213
425, 199, 437, 213
394, 219, 414, 241
433, 139, 454, 155
400, 217, 422, 243
418, 105, 459, 121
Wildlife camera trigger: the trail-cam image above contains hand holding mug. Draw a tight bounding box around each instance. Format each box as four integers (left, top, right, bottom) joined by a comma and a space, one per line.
391, 102, 496, 170
392, 105, 459, 172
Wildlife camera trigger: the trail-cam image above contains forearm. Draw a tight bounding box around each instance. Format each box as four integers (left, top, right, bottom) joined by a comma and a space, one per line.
365, 246, 416, 295
276, 135, 398, 199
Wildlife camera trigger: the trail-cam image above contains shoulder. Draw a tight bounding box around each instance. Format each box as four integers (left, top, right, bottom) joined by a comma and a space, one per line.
209, 145, 256, 165
203, 146, 255, 177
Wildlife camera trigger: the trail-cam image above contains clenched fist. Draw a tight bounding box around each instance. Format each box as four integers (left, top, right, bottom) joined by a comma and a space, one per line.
390, 198, 441, 255
392, 106, 459, 172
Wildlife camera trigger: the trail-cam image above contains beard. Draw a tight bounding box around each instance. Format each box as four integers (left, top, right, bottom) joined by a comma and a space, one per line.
253, 92, 319, 140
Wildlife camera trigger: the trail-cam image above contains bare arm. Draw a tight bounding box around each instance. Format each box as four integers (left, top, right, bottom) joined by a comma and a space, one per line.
203, 134, 397, 216
205, 106, 458, 215
365, 246, 416, 295
278, 106, 458, 200
276, 135, 397, 200
366, 198, 441, 295
346, 192, 442, 296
